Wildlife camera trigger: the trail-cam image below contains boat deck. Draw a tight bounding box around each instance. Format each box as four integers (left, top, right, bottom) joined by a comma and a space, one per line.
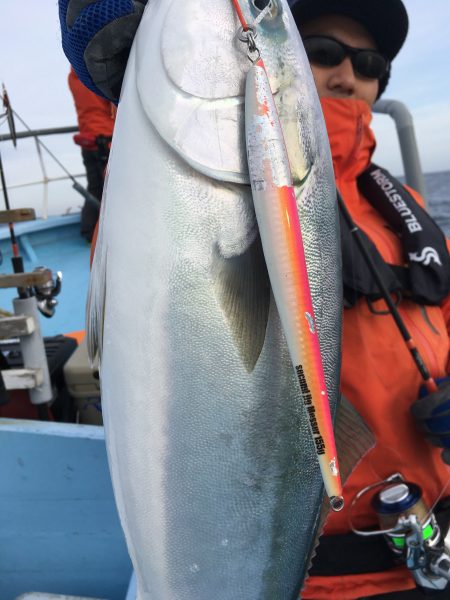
0, 418, 132, 600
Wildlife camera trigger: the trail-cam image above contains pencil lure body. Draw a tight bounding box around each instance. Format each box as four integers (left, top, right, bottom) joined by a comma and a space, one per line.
245, 59, 343, 509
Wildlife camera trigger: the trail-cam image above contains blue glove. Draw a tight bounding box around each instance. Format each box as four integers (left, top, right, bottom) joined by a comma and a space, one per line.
59, 0, 147, 103
411, 377, 450, 465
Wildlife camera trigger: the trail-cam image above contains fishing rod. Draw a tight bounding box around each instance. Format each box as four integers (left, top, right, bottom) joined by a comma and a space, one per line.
1, 88, 28, 299
2, 85, 17, 148
0, 153, 27, 296
337, 190, 438, 394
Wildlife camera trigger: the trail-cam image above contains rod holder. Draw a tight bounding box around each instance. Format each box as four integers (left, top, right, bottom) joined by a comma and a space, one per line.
13, 296, 52, 405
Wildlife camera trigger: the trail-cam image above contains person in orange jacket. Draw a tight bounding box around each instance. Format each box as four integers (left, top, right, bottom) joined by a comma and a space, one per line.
68, 67, 115, 242
289, 1, 450, 598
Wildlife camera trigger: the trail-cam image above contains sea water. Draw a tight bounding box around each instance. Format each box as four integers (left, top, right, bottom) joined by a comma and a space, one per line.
424, 170, 450, 237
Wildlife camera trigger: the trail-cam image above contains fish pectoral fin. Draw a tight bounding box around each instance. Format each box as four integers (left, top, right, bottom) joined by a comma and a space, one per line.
212, 235, 271, 373
86, 238, 108, 365
302, 396, 375, 588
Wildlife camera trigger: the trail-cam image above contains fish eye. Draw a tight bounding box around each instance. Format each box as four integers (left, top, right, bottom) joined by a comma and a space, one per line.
251, 0, 280, 21
253, 0, 272, 11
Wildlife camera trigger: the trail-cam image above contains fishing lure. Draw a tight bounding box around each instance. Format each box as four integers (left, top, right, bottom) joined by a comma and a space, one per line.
245, 56, 344, 511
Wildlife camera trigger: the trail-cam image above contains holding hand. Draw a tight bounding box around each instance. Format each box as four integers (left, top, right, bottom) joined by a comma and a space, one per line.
59, 0, 148, 102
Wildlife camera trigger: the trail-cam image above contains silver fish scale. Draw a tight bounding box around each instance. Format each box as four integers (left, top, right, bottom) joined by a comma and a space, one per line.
88, 1, 342, 598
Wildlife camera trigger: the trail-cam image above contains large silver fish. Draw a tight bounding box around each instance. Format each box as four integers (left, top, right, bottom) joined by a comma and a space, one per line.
87, 1, 366, 598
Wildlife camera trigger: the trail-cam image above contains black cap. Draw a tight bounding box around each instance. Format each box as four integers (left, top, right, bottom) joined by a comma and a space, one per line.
289, 0, 409, 61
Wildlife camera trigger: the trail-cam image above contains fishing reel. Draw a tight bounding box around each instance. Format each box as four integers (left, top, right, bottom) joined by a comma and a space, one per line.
351, 474, 450, 592
32, 267, 62, 318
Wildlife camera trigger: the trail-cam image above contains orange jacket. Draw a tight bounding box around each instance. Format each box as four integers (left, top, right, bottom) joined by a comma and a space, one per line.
68, 68, 115, 138
303, 98, 450, 599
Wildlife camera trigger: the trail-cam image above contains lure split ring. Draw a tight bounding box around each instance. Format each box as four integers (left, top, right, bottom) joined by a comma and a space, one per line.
237, 26, 261, 62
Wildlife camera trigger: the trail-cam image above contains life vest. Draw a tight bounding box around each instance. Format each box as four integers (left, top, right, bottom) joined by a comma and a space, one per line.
341, 163, 450, 307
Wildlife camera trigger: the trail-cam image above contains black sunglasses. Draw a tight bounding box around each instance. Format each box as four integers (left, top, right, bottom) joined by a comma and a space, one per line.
302, 35, 389, 80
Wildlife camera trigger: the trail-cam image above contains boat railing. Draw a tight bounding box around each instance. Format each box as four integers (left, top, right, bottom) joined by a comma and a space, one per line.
0, 123, 88, 220
0, 126, 77, 143
373, 99, 427, 200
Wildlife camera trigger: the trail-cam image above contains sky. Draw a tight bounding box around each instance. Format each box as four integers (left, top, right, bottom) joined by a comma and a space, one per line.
0, 0, 449, 215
